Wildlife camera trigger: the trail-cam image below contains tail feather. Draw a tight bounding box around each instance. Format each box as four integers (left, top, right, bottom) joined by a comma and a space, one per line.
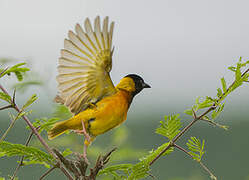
48, 120, 69, 140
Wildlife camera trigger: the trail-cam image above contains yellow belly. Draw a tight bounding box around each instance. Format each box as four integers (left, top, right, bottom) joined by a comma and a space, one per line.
70, 90, 131, 137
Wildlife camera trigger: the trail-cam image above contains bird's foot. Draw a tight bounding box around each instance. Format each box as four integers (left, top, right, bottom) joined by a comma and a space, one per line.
72, 120, 91, 143
72, 129, 91, 143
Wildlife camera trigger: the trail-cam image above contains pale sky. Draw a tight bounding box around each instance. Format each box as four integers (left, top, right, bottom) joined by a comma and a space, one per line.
0, 0, 249, 120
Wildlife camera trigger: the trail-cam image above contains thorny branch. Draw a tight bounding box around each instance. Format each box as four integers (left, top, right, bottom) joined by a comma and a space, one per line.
0, 78, 73, 179
0, 68, 118, 180
1, 63, 248, 179
52, 148, 117, 180
10, 131, 35, 180
149, 66, 249, 179
174, 144, 217, 180
39, 166, 57, 180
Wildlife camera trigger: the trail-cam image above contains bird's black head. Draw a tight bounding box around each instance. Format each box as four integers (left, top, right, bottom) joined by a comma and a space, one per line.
125, 74, 151, 96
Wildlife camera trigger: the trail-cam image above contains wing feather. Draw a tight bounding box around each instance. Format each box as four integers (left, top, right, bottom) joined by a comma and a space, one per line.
75, 23, 98, 53
56, 16, 116, 114
109, 22, 114, 49
103, 17, 109, 49
93, 16, 103, 50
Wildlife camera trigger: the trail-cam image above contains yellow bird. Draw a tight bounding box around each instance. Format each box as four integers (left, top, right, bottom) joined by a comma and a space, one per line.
48, 16, 150, 162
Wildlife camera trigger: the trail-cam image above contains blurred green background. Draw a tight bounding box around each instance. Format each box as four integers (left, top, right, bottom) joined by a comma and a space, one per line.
0, 76, 249, 179
1, 0, 249, 179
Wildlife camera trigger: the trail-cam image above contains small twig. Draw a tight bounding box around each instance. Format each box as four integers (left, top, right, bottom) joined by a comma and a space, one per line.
0, 105, 12, 110
0, 111, 22, 142
53, 149, 81, 178
102, 147, 117, 162
0, 67, 9, 77
89, 147, 117, 179
148, 173, 156, 179
241, 67, 249, 76
199, 162, 217, 180
197, 106, 216, 120
0, 89, 25, 142
0, 89, 16, 111
149, 142, 173, 166
200, 118, 228, 130
10, 130, 36, 180
52, 148, 116, 179
174, 144, 192, 157
200, 118, 218, 127
150, 105, 215, 166
75, 153, 88, 176
12, 88, 16, 106
150, 67, 249, 167
192, 109, 197, 119
0, 84, 73, 180
174, 144, 217, 180
39, 166, 57, 180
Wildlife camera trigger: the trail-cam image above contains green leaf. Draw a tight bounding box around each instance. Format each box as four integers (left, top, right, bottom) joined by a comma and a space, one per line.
242, 73, 249, 82
0, 63, 30, 81
22, 94, 38, 110
128, 142, 174, 179
30, 117, 60, 133
0, 92, 11, 104
216, 88, 222, 98
211, 103, 225, 119
0, 111, 31, 143
186, 137, 205, 162
228, 66, 236, 72
22, 160, 51, 168
196, 97, 213, 110
221, 77, 227, 93
0, 141, 54, 168
202, 115, 209, 120
241, 59, 249, 66
14, 71, 23, 81
156, 114, 182, 140
191, 97, 215, 112
184, 109, 193, 116
98, 164, 133, 178
62, 148, 73, 157
15, 111, 27, 120
235, 62, 242, 81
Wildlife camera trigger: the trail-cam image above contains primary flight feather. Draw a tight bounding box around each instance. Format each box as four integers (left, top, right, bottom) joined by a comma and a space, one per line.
49, 16, 150, 162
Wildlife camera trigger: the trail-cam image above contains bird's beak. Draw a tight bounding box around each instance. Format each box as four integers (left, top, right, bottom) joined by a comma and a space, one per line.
143, 82, 151, 88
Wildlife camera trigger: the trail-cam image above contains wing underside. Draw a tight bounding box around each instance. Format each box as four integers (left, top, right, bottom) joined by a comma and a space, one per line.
55, 16, 116, 114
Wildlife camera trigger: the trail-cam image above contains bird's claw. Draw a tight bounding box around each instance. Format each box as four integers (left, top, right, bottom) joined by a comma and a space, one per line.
72, 130, 91, 143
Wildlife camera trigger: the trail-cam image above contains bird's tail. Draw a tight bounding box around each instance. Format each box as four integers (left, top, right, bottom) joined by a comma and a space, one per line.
48, 120, 69, 140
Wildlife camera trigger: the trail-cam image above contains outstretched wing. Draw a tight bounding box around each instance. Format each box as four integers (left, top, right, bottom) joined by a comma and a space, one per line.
55, 16, 116, 114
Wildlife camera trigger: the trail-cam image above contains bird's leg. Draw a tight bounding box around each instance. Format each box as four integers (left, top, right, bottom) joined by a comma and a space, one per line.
82, 143, 89, 164
72, 120, 92, 164
72, 120, 91, 143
